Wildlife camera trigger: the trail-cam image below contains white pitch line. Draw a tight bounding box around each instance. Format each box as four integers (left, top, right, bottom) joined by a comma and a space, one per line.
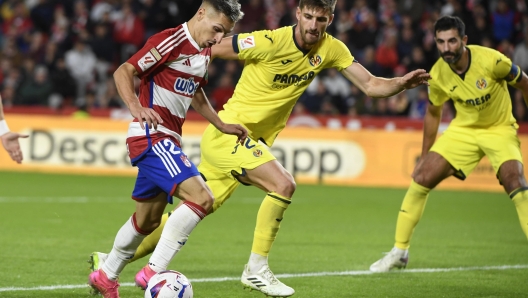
1, 264, 527, 292
0, 197, 129, 203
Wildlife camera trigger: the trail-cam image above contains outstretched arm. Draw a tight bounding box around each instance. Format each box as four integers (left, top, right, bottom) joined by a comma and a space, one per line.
191, 89, 247, 144
0, 97, 28, 163
211, 36, 239, 60
114, 62, 163, 129
341, 62, 431, 98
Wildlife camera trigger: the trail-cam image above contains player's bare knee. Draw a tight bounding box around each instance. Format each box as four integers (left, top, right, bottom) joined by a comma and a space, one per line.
137, 217, 161, 233
188, 188, 214, 211
275, 175, 296, 197
501, 173, 525, 194
412, 170, 429, 187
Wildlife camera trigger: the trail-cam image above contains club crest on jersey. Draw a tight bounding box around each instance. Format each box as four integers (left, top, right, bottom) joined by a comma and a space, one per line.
174, 77, 199, 96
253, 149, 263, 157
239, 36, 255, 50
475, 78, 487, 90
180, 155, 192, 167
309, 54, 322, 67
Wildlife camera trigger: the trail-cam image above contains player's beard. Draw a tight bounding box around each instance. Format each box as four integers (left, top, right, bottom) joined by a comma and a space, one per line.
440, 44, 463, 64
299, 23, 321, 46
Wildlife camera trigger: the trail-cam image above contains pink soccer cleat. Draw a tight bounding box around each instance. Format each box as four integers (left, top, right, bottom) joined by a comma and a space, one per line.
88, 269, 120, 298
135, 264, 157, 290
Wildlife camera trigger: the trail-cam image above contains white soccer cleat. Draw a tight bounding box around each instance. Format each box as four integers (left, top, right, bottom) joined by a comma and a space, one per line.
88, 252, 109, 272
241, 264, 295, 297
369, 247, 409, 273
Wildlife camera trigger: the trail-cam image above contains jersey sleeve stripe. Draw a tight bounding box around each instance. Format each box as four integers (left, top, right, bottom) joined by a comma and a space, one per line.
156, 28, 184, 51
160, 37, 188, 56
232, 34, 239, 53
158, 34, 186, 55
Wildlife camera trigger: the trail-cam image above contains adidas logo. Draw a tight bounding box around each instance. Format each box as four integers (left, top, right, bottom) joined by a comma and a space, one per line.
183, 59, 192, 67
247, 277, 266, 288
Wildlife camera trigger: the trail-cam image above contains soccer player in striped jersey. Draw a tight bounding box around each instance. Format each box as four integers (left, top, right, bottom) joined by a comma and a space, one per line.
90, 0, 431, 296
91, 0, 431, 296
370, 16, 528, 273
88, 1, 245, 297
0, 95, 28, 163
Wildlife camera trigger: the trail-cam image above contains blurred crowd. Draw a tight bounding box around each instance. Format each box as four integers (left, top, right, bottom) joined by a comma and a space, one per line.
1, 0, 528, 122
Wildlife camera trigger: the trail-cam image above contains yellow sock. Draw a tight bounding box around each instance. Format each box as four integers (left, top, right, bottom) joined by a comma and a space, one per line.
510, 187, 528, 240
129, 212, 170, 263
394, 180, 430, 250
251, 192, 291, 256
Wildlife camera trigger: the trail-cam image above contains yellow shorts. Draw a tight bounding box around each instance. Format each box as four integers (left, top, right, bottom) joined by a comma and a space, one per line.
430, 125, 523, 180
197, 124, 276, 212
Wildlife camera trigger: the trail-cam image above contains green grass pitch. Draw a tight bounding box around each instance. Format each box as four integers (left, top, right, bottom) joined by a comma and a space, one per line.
0, 171, 527, 297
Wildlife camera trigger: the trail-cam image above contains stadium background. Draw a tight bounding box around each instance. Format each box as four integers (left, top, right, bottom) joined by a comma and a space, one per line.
1, 0, 528, 190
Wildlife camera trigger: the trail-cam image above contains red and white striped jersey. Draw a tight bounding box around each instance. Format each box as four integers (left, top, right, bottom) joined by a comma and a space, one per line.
125, 23, 211, 164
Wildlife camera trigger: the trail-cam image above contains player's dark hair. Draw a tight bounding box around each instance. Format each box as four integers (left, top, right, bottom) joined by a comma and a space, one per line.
203, 0, 244, 22
299, 0, 337, 15
434, 16, 465, 38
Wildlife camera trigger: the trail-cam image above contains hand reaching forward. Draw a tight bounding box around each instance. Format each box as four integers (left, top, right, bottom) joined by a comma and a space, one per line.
129, 104, 163, 130
219, 123, 248, 145
401, 69, 431, 89
1, 132, 29, 164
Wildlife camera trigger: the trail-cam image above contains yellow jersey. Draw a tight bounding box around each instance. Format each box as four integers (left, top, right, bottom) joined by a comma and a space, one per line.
219, 25, 354, 146
428, 45, 521, 128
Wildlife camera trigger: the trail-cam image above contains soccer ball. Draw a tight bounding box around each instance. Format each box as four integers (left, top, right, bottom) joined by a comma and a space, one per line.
144, 270, 193, 298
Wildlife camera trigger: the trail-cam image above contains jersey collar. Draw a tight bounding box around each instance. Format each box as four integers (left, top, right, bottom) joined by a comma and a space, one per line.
292, 25, 311, 56
448, 47, 471, 81
183, 22, 202, 52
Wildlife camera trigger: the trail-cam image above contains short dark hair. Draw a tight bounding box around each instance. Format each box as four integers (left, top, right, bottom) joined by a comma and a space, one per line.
299, 0, 337, 15
203, 0, 244, 22
434, 15, 465, 38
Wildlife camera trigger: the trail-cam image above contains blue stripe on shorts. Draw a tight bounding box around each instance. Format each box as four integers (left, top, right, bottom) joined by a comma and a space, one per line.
132, 138, 200, 204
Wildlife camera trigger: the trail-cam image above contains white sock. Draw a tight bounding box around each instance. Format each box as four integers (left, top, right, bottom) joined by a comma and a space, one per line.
147, 202, 205, 272
102, 214, 148, 280
248, 252, 268, 273
392, 247, 407, 253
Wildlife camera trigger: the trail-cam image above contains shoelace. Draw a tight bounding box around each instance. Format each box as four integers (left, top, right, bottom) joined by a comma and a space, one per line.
262, 268, 279, 285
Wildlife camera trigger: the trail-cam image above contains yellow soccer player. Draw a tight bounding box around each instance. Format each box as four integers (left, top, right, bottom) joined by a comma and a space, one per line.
90, 0, 430, 296
370, 15, 528, 273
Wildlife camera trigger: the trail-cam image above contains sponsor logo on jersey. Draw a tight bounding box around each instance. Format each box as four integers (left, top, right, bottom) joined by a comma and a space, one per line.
475, 78, 487, 90
180, 155, 192, 167
253, 149, 263, 157
138, 51, 158, 71
309, 54, 322, 67
272, 71, 315, 88
239, 36, 255, 50
174, 77, 200, 96
457, 93, 491, 107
